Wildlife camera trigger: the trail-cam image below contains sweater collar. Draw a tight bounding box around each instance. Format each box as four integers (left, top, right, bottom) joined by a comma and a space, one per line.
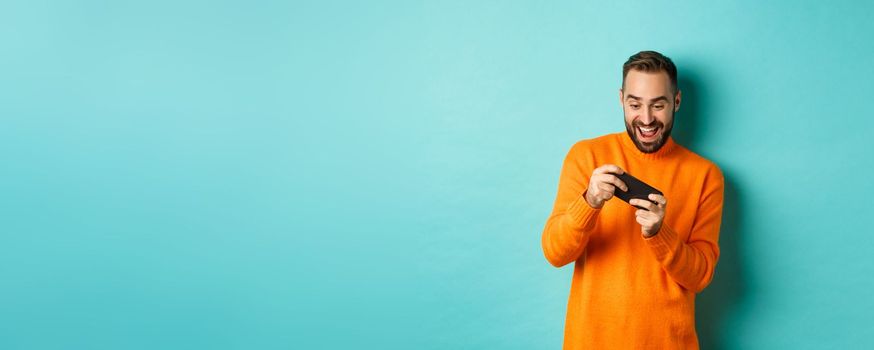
618, 131, 678, 160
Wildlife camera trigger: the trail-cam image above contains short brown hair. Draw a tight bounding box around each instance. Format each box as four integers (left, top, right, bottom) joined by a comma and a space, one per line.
622, 50, 678, 93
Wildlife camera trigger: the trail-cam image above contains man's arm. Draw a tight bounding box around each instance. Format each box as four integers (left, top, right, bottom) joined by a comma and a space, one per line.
541, 144, 599, 268
644, 167, 725, 293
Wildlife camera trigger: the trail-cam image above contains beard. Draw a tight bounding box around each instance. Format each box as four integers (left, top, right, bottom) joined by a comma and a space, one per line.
624, 111, 674, 154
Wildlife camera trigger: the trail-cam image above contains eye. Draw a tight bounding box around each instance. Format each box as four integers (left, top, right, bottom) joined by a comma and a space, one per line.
630, 104, 641, 110
653, 105, 664, 110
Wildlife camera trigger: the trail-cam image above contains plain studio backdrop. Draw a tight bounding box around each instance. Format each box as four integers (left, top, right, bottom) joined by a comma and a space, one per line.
1, 1, 872, 349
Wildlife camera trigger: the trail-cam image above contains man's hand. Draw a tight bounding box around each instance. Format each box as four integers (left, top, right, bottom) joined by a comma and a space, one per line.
584, 164, 628, 209
630, 194, 667, 237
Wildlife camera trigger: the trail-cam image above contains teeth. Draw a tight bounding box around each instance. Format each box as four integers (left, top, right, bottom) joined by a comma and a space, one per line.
640, 126, 657, 133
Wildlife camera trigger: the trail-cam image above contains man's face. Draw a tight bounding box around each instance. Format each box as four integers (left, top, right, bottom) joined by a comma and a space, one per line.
620, 69, 681, 153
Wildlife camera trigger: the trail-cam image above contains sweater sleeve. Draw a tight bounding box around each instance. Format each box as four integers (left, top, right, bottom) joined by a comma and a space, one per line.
541, 143, 600, 268
644, 166, 725, 293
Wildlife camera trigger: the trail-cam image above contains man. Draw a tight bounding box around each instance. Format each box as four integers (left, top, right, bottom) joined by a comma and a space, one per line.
541, 51, 724, 349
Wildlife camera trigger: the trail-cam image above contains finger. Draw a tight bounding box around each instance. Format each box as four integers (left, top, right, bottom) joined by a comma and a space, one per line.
635, 208, 655, 220
602, 174, 628, 192
598, 183, 615, 195
648, 194, 667, 206
637, 204, 662, 220
631, 198, 656, 211
594, 164, 625, 176
593, 174, 619, 190
635, 213, 652, 226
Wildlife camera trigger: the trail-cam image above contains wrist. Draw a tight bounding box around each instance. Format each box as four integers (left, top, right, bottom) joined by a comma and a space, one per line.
584, 190, 602, 209
643, 224, 662, 238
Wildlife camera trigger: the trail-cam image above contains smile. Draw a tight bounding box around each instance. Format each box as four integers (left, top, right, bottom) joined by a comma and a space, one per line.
638, 126, 659, 139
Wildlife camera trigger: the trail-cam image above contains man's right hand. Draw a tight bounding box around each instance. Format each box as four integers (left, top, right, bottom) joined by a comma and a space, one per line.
584, 164, 628, 209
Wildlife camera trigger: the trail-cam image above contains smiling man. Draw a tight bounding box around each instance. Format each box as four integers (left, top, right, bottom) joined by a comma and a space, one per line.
541, 51, 725, 349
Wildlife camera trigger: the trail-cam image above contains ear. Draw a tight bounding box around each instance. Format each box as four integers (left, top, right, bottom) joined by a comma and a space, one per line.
619, 88, 624, 107
674, 89, 682, 112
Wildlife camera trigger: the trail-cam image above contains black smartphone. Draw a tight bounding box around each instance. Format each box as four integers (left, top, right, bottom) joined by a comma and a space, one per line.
613, 172, 663, 210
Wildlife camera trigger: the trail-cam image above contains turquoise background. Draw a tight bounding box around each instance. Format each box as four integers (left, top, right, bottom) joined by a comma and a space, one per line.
2, 0, 872, 349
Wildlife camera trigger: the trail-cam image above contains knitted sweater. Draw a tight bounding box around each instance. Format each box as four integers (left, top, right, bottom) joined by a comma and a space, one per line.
541, 132, 724, 349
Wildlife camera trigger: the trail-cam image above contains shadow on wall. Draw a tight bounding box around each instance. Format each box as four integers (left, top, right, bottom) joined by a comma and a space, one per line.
674, 71, 748, 350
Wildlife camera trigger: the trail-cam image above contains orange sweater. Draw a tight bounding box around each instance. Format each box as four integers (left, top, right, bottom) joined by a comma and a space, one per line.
542, 132, 724, 349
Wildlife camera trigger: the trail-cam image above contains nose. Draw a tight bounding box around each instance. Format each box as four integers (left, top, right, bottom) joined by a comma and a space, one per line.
639, 108, 654, 124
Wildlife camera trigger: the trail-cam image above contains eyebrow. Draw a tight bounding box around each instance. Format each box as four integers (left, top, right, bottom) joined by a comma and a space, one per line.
626, 94, 670, 103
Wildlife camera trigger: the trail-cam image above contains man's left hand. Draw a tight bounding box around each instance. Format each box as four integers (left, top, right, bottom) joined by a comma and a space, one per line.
630, 194, 667, 238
